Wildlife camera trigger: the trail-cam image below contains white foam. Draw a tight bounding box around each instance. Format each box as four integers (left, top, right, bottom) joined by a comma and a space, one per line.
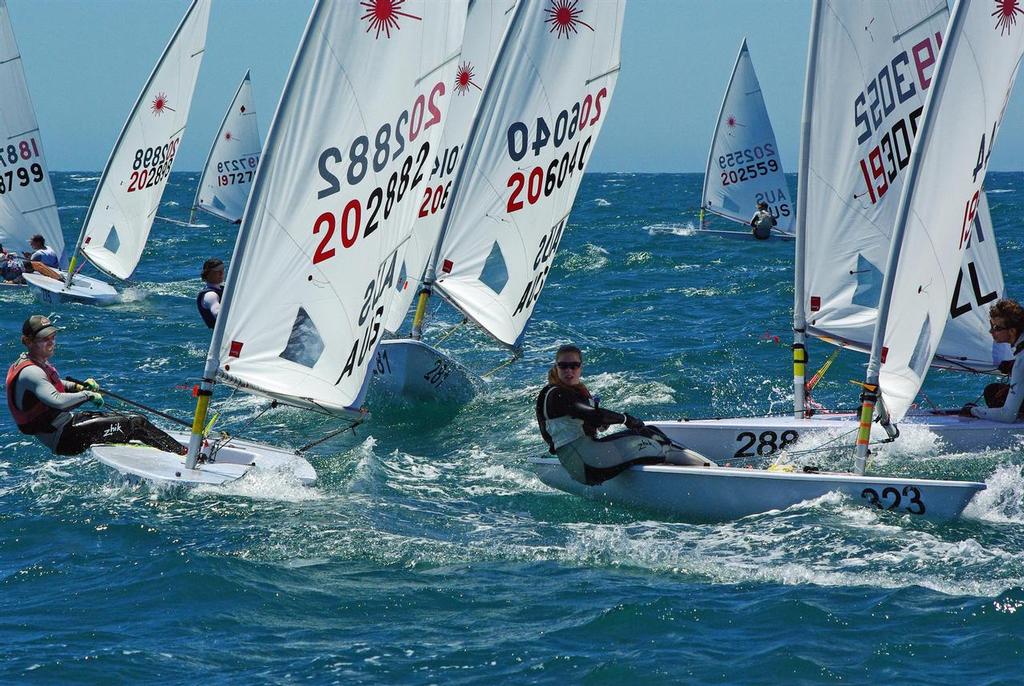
645, 222, 695, 237
594, 198, 611, 206
964, 463, 1024, 522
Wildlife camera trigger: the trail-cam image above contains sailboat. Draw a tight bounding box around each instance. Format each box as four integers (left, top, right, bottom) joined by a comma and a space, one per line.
373, 0, 625, 402
190, 70, 261, 225
24, 0, 209, 306
373, 0, 516, 403
646, 0, 1021, 462
697, 39, 794, 241
0, 0, 66, 275
92, 0, 468, 486
533, 0, 1023, 521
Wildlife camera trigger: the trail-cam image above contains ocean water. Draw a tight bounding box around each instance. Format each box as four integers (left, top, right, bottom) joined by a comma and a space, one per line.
2, 171, 1023, 684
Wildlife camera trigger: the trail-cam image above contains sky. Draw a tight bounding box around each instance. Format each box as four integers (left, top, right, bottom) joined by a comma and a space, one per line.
8, 0, 1024, 172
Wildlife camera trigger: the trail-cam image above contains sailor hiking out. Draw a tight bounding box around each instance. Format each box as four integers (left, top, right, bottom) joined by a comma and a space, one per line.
6, 315, 186, 456
535, 344, 710, 485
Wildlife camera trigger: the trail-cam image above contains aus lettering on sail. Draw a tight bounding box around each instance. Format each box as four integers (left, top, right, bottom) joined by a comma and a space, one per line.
312, 79, 452, 384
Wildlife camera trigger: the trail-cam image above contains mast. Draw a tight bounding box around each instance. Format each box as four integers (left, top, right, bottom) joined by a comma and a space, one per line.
185, 7, 320, 469
66, 0, 205, 285
410, 0, 528, 341
700, 39, 747, 228
791, 0, 821, 419
852, 0, 968, 475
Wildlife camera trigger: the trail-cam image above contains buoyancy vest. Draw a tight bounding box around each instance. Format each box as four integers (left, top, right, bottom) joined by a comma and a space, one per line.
196, 283, 224, 329
6, 356, 64, 434
536, 384, 590, 452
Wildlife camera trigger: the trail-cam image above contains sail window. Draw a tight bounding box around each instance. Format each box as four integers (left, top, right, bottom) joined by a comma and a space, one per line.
211, 195, 227, 211
479, 241, 508, 294
279, 307, 325, 369
908, 315, 932, 378
103, 226, 121, 254
851, 254, 882, 308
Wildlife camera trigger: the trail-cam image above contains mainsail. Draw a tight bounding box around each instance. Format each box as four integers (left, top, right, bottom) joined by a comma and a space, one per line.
193, 70, 261, 224
209, 0, 467, 415
868, 0, 1024, 423
798, 0, 1003, 372
0, 0, 63, 265
701, 39, 792, 233
72, 0, 209, 281
385, 0, 516, 335
430, 0, 625, 347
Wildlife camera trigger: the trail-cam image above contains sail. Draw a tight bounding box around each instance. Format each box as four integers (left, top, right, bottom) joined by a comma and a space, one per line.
384, 0, 516, 335
193, 70, 261, 224
214, 0, 467, 414
431, 0, 625, 347
77, 0, 210, 280
0, 0, 63, 265
874, 0, 1024, 421
701, 39, 792, 232
801, 0, 1004, 371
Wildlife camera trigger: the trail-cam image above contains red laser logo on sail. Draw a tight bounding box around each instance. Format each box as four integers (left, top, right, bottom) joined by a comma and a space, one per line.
726, 115, 737, 127
360, 0, 421, 39
224, 131, 234, 141
994, 0, 1024, 34
545, 0, 594, 39
454, 62, 480, 95
151, 93, 173, 116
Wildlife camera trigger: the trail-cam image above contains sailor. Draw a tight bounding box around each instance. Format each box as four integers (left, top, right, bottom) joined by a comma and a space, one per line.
749, 201, 776, 240
196, 258, 225, 329
963, 299, 1024, 420
7, 315, 187, 456
535, 344, 710, 485
0, 244, 25, 284
22, 234, 59, 268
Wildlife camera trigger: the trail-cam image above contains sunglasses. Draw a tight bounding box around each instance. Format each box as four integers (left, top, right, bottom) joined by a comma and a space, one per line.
990, 325, 1010, 333
556, 361, 581, 370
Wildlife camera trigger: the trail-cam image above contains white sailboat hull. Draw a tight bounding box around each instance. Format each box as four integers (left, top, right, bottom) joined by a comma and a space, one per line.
23, 271, 119, 306
371, 339, 477, 403
693, 228, 794, 241
530, 457, 985, 522
91, 430, 316, 488
647, 411, 1024, 464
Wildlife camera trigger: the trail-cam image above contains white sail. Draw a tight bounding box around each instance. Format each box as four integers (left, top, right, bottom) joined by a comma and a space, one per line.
431, 0, 625, 347
193, 70, 261, 224
873, 0, 1024, 421
76, 0, 210, 280
384, 0, 515, 335
0, 0, 63, 265
801, 0, 1003, 371
214, 0, 467, 414
701, 39, 792, 232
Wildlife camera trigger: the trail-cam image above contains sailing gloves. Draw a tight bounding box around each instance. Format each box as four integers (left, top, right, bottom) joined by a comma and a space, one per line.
85, 391, 104, 408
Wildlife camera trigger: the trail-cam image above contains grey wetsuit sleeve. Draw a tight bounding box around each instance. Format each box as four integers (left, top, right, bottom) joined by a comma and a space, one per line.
972, 352, 1024, 422
16, 365, 92, 411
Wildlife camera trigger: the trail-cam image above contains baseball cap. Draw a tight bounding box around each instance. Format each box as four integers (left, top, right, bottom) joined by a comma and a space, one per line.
22, 314, 58, 339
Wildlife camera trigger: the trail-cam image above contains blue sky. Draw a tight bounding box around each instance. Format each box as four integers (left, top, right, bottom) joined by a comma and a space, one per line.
10, 0, 1024, 172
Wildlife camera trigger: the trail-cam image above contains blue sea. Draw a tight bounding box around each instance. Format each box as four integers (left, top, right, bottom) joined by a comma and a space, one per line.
2, 171, 1023, 684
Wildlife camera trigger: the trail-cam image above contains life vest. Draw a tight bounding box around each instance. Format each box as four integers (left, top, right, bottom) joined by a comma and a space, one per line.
6, 356, 64, 434
752, 211, 775, 239
196, 282, 224, 329
536, 384, 590, 452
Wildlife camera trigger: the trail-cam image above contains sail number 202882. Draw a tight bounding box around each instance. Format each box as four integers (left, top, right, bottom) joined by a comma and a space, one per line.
311, 82, 446, 264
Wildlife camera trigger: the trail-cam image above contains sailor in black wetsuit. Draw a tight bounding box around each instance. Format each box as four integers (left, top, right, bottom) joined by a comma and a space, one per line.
535, 344, 710, 485
196, 258, 225, 329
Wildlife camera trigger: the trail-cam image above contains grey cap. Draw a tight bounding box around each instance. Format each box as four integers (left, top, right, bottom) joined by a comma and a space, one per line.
22, 314, 58, 339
